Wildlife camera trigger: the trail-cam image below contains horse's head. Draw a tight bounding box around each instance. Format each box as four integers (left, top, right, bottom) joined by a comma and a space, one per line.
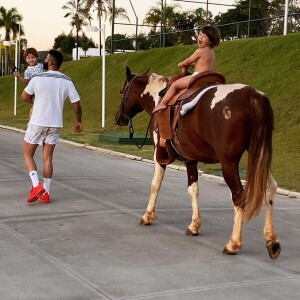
115, 66, 168, 126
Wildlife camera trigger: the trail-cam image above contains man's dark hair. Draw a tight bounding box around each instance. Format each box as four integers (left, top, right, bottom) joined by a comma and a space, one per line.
201, 25, 221, 48
48, 50, 64, 68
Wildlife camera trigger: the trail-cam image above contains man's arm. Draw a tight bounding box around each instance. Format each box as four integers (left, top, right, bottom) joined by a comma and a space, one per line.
21, 90, 34, 103
73, 101, 83, 133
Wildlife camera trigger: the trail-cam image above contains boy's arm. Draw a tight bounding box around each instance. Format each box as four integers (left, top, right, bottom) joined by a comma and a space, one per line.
178, 48, 202, 68
14, 71, 30, 84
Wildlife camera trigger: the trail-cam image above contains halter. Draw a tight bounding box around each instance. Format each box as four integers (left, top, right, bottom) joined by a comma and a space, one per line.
115, 74, 138, 136
116, 74, 152, 148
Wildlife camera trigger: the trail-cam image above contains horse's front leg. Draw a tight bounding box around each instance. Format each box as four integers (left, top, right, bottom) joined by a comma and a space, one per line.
185, 161, 202, 236
264, 173, 281, 259
140, 148, 166, 225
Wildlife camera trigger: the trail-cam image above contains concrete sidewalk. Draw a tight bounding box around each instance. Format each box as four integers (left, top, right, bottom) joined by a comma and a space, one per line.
0, 128, 299, 300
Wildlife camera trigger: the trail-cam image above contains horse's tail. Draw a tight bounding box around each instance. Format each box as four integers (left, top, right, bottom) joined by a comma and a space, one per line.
243, 92, 274, 221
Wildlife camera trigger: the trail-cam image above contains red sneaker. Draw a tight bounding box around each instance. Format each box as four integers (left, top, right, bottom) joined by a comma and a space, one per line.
38, 192, 50, 204
27, 183, 45, 203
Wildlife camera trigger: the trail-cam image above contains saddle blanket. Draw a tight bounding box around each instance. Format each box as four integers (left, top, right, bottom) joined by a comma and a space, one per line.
180, 85, 217, 116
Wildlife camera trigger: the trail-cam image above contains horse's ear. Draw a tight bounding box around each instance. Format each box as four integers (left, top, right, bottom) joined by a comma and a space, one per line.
142, 68, 150, 76
126, 66, 132, 80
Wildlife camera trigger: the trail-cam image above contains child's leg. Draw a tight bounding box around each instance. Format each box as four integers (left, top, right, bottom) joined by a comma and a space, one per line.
153, 75, 191, 113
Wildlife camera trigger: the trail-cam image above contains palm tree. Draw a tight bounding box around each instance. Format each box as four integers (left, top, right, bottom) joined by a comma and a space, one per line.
83, 0, 110, 53
83, 0, 130, 53
144, 3, 180, 47
62, 0, 89, 60
143, 7, 161, 32
0, 6, 24, 75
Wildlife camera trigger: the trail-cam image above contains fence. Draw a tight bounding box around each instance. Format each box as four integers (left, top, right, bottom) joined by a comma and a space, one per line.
111, 0, 299, 52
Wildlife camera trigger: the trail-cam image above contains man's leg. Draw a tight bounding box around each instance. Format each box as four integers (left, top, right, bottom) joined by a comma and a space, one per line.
24, 140, 39, 173
38, 143, 56, 203
23, 141, 45, 202
43, 144, 56, 186
42, 143, 56, 179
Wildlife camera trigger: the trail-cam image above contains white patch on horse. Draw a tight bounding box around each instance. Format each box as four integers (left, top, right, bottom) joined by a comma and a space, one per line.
210, 84, 247, 109
141, 73, 167, 106
255, 89, 266, 96
153, 129, 158, 147
223, 106, 231, 119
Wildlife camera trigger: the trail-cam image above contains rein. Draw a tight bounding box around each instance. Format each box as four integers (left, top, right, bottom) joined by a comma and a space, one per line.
130, 115, 153, 149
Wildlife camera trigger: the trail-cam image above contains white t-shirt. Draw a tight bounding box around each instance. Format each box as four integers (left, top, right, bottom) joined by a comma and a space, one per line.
24, 63, 44, 79
24, 70, 80, 127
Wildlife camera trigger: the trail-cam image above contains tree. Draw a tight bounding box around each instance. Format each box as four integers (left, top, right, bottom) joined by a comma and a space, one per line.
80, 35, 91, 56
0, 6, 24, 75
143, 3, 209, 47
173, 8, 209, 45
53, 33, 76, 54
53, 32, 96, 58
136, 33, 154, 50
267, 0, 300, 35
83, 0, 130, 52
83, 0, 110, 52
105, 33, 134, 52
62, 0, 89, 60
213, 0, 300, 39
144, 3, 181, 47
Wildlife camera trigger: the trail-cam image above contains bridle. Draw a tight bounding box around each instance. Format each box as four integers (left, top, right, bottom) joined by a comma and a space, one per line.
116, 73, 153, 148
115, 74, 138, 136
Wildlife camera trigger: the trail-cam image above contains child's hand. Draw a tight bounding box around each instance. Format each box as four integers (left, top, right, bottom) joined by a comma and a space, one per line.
13, 70, 20, 77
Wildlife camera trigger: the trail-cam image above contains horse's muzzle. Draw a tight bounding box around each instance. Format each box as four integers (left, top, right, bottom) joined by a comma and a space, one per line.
115, 112, 129, 126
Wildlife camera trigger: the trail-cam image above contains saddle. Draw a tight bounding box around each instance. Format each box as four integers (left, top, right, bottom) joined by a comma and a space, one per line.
155, 71, 226, 165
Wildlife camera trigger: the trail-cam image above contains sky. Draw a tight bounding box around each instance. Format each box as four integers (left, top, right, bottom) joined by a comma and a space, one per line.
0, 0, 236, 50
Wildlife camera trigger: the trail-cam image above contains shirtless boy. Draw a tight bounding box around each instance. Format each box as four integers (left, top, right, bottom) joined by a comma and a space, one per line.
152, 25, 221, 113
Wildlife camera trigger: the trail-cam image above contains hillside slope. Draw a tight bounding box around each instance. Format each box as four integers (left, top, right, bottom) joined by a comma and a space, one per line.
0, 33, 299, 191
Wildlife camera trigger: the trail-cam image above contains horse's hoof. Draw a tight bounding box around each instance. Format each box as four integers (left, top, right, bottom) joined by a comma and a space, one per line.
266, 240, 281, 259
222, 247, 238, 255
185, 228, 198, 236
139, 218, 151, 226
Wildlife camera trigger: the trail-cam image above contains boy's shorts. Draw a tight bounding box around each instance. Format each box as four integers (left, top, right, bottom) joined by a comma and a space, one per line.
24, 124, 61, 145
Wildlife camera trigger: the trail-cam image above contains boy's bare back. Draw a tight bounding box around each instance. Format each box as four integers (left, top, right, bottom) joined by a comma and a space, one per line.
193, 47, 215, 73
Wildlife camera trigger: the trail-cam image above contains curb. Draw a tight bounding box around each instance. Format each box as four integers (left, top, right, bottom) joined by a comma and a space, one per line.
1, 124, 299, 199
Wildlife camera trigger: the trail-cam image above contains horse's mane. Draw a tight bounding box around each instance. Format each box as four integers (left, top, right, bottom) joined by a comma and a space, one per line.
143, 73, 168, 96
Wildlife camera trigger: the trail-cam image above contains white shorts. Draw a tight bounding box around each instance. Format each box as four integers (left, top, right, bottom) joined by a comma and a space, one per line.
24, 124, 61, 145
192, 71, 199, 77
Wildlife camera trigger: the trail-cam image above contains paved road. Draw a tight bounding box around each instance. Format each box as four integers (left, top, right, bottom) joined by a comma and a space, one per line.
0, 128, 299, 300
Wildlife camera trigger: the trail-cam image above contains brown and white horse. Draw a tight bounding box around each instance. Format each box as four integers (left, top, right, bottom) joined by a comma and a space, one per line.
115, 66, 281, 259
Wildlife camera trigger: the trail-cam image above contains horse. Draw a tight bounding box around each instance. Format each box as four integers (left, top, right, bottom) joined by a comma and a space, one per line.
115, 66, 281, 259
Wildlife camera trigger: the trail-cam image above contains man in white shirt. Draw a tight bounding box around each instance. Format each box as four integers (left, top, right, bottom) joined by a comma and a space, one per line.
21, 50, 83, 204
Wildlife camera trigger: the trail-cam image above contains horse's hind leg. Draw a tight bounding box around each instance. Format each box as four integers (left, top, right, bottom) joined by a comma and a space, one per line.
223, 206, 244, 255
185, 161, 202, 236
221, 162, 244, 255
264, 173, 281, 259
140, 151, 166, 225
